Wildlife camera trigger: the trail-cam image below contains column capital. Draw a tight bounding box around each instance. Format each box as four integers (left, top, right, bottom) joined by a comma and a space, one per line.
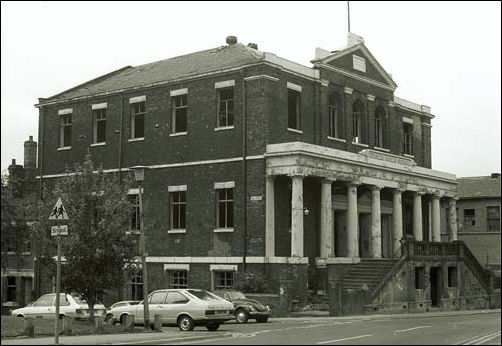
393, 188, 405, 194
388, 100, 395, 107
346, 181, 361, 188
344, 86, 353, 95
322, 177, 336, 184
288, 174, 305, 180
369, 185, 383, 192
430, 193, 442, 200
366, 94, 375, 102
412, 191, 425, 197
266, 175, 276, 182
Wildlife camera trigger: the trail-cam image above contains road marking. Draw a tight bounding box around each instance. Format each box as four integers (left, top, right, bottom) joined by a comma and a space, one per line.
112, 334, 228, 345
473, 331, 501, 345
317, 334, 372, 344
455, 331, 501, 345
394, 325, 431, 335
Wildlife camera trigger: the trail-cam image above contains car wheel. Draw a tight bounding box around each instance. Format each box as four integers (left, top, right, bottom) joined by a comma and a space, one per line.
178, 315, 195, 331
256, 316, 269, 323
104, 314, 114, 324
235, 308, 249, 323
120, 314, 128, 325
16, 314, 24, 318
206, 323, 220, 331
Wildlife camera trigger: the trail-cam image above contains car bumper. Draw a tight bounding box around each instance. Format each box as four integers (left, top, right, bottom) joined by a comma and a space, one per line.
194, 315, 235, 325
249, 311, 271, 319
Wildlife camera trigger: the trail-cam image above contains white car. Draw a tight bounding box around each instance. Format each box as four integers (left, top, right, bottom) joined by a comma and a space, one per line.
11, 293, 106, 320
106, 289, 234, 331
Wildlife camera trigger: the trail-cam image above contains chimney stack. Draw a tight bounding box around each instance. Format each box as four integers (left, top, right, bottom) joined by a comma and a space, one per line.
347, 32, 365, 46
24, 135, 37, 168
226, 36, 238, 45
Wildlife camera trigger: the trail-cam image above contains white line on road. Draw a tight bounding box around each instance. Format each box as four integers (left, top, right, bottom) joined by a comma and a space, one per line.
394, 326, 431, 335
316, 334, 372, 344
473, 331, 501, 345
455, 331, 501, 345
112, 334, 228, 345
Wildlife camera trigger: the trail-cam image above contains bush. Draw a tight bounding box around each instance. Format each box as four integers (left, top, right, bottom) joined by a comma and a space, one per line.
234, 272, 270, 293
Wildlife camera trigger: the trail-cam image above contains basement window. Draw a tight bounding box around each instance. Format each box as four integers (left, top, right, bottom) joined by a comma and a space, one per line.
415, 267, 425, 289
172, 94, 188, 134
463, 209, 475, 226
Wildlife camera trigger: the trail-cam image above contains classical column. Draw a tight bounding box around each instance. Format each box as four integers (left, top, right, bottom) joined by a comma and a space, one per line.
370, 186, 383, 258
265, 175, 275, 257
392, 189, 404, 257
291, 175, 304, 257
320, 178, 335, 258
448, 198, 458, 242
431, 194, 441, 242
413, 192, 424, 241
347, 182, 359, 258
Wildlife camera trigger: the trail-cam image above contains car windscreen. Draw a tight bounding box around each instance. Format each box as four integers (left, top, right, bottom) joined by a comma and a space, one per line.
186, 290, 223, 302
228, 291, 246, 300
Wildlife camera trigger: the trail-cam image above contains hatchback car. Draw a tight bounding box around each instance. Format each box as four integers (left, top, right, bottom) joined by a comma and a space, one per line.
11, 293, 106, 320
213, 290, 271, 323
106, 289, 234, 331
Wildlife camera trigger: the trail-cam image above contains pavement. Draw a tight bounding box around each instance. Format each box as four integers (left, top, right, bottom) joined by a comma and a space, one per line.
1, 308, 500, 345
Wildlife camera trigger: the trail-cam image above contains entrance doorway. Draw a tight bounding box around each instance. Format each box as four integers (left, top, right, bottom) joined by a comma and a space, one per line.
430, 267, 442, 307
359, 214, 370, 258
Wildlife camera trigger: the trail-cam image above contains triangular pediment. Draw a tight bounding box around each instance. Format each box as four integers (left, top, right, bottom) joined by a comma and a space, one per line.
313, 43, 397, 90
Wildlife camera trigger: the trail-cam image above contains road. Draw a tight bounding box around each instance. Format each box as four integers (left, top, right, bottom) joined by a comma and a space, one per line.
2, 310, 500, 345
112, 312, 501, 345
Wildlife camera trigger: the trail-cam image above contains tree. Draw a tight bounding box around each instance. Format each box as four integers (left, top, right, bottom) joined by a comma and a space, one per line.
1, 172, 30, 270
34, 154, 138, 321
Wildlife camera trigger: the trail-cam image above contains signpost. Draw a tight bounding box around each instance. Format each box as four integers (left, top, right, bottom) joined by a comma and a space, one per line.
49, 197, 69, 345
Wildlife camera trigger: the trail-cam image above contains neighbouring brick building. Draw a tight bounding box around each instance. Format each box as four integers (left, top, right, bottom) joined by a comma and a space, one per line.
446, 174, 500, 276
1, 137, 39, 314
33, 33, 496, 314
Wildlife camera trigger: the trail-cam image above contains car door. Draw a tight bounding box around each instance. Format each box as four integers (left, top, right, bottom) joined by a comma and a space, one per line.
164, 291, 191, 324
31, 294, 55, 318
148, 291, 168, 323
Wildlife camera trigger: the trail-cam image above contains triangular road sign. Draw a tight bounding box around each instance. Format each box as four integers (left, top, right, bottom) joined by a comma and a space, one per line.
49, 197, 69, 220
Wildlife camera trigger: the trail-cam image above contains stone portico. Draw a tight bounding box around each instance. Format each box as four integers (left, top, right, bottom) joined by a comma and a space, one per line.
264, 142, 458, 274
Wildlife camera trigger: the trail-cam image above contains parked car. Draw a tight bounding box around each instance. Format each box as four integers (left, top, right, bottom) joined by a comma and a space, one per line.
106, 289, 234, 331
213, 290, 271, 323
105, 300, 140, 324
11, 293, 106, 320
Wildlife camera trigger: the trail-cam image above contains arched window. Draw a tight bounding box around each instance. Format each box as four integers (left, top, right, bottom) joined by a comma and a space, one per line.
352, 100, 365, 144
328, 94, 343, 138
375, 106, 386, 148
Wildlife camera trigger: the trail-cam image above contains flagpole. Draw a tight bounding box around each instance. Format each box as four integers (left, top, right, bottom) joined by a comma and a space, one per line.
347, 1, 351, 32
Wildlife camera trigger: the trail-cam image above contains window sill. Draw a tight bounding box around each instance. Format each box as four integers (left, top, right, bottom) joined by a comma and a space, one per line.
128, 137, 144, 142
214, 228, 234, 233
57, 146, 72, 151
90, 142, 106, 147
352, 142, 369, 147
327, 136, 346, 143
125, 230, 141, 235
214, 126, 234, 131
404, 154, 415, 159
287, 128, 303, 134
374, 146, 390, 152
170, 132, 187, 137
168, 229, 187, 234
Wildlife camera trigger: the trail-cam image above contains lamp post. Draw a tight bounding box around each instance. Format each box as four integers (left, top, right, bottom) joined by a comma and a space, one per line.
130, 165, 149, 330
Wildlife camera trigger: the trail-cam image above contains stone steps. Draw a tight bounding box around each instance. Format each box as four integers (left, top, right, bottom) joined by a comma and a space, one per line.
341, 259, 399, 291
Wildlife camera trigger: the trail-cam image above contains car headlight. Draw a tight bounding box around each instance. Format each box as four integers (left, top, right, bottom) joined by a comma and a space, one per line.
266, 305, 271, 311
249, 305, 256, 312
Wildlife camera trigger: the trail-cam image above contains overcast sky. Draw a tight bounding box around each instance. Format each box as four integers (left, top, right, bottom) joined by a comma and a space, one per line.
1, 1, 500, 177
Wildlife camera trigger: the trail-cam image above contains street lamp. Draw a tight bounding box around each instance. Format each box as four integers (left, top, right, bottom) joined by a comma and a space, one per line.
130, 165, 149, 330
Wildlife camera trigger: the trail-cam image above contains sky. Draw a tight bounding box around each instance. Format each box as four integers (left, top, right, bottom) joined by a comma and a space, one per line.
1, 1, 501, 177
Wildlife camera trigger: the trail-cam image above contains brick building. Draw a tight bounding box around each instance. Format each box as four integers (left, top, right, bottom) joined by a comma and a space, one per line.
1, 137, 39, 313
447, 174, 500, 275
34, 34, 495, 314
